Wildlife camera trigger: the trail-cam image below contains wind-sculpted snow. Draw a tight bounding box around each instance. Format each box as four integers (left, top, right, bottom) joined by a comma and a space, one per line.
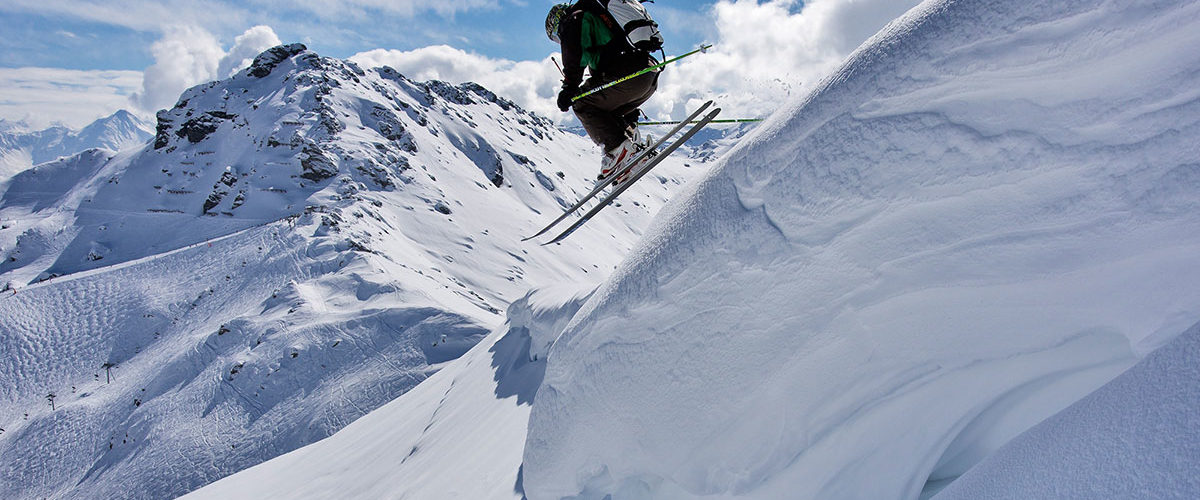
933, 320, 1200, 499
523, 1, 1200, 499
0, 45, 706, 499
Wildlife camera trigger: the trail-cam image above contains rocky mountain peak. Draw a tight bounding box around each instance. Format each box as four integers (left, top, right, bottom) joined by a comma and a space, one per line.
4, 43, 580, 282
248, 43, 310, 78
139, 44, 557, 223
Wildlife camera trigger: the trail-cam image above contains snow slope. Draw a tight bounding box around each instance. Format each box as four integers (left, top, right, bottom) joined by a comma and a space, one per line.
523, 1, 1200, 499
183, 285, 593, 500
0, 45, 710, 499
0, 110, 152, 182
933, 320, 1200, 499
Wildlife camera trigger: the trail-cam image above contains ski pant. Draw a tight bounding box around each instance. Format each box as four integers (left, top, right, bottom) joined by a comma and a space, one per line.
572, 70, 659, 151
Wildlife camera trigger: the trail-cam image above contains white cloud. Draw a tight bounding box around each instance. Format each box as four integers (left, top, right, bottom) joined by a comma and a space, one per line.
131, 26, 223, 112
351, 45, 565, 120
217, 25, 284, 79
132, 25, 282, 113
0, 0, 502, 35
284, 0, 500, 18
0, 67, 144, 129
648, 0, 923, 122
0, 0, 252, 34
0, 24, 284, 128
351, 0, 923, 127
2, 0, 924, 132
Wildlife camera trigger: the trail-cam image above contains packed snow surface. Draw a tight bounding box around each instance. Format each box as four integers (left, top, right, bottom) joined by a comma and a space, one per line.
523, 0, 1200, 499
934, 320, 1200, 500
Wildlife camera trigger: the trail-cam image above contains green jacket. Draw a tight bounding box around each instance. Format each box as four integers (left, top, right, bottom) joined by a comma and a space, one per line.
558, 6, 654, 87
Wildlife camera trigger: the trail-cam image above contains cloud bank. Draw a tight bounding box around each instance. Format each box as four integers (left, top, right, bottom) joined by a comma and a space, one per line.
350, 0, 922, 128
0, 25, 280, 128
655, 0, 921, 120
132, 25, 281, 113
0, 0, 503, 34
0, 68, 143, 129
3, 0, 924, 132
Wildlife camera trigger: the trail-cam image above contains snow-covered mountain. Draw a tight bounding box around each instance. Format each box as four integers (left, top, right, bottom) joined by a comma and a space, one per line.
189, 1, 1198, 499
0, 44, 709, 499
0, 111, 153, 181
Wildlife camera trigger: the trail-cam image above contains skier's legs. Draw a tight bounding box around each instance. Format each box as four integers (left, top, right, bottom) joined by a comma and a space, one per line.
573, 71, 659, 151
609, 73, 658, 139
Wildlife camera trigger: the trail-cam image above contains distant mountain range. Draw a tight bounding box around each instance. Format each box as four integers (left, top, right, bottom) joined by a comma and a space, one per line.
0, 110, 153, 181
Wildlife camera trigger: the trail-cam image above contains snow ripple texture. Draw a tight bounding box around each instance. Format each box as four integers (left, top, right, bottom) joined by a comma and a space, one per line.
934, 320, 1200, 499
523, 1, 1200, 499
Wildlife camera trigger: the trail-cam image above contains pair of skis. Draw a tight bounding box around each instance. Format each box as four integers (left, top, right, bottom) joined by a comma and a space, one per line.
524, 101, 721, 245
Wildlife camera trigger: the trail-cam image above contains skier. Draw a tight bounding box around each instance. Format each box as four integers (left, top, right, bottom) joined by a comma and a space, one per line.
545, 1, 663, 182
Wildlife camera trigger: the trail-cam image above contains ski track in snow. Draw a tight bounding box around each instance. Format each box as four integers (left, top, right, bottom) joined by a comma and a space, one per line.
1, 212, 296, 296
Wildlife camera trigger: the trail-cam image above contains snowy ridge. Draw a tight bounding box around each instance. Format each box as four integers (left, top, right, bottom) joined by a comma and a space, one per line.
0, 110, 152, 182
0, 43, 708, 499
523, 1, 1200, 499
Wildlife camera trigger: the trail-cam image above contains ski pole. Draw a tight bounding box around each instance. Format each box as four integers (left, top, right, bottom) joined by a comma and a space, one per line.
638, 118, 763, 125
572, 44, 713, 102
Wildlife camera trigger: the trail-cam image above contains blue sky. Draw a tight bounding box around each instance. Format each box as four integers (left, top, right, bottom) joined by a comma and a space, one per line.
0, 1, 715, 71
0, 0, 921, 129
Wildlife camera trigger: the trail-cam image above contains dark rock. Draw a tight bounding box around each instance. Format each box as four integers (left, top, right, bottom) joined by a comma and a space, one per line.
248, 43, 308, 78
462, 82, 517, 111
300, 145, 338, 182
509, 152, 533, 166
231, 192, 246, 209
375, 66, 407, 83
426, 81, 474, 105
217, 171, 237, 187
206, 111, 238, 120
203, 171, 240, 213
154, 111, 173, 149
491, 164, 504, 188
202, 193, 222, 214
176, 115, 221, 143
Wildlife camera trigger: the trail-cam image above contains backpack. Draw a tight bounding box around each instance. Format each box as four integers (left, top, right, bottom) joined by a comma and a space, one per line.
590, 0, 664, 53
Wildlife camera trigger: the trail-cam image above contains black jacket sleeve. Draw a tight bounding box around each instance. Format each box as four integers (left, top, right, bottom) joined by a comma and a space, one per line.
558, 10, 586, 89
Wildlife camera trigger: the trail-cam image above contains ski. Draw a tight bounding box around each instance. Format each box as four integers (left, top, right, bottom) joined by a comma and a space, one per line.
543, 106, 721, 245
522, 100, 714, 242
